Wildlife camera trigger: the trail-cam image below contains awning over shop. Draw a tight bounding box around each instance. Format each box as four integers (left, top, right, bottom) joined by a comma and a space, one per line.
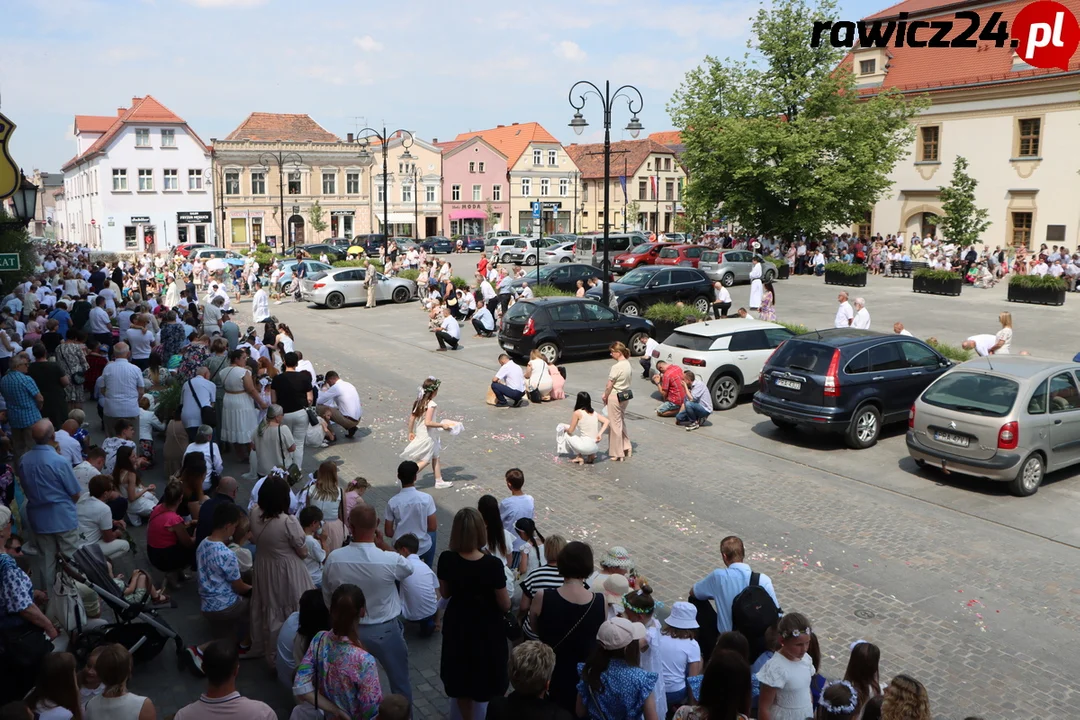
375, 212, 416, 225
449, 209, 487, 220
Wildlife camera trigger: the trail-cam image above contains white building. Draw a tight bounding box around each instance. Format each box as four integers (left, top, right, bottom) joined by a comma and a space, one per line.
61, 96, 213, 253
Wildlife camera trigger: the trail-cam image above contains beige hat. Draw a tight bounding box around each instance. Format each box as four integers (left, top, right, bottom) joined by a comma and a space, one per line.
603, 574, 631, 606
596, 617, 647, 651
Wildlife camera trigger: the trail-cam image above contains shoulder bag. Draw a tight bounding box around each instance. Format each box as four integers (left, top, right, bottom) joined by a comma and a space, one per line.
527, 363, 547, 404
616, 388, 634, 403
288, 637, 325, 720
278, 426, 302, 486
550, 593, 600, 651
188, 378, 216, 428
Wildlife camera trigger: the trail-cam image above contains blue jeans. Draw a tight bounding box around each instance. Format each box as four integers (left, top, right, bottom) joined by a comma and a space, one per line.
491, 382, 524, 405
656, 401, 679, 415
420, 531, 437, 567
666, 688, 689, 709
357, 619, 412, 702
676, 401, 711, 424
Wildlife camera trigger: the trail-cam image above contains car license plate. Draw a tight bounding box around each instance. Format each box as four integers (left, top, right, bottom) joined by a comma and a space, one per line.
501, 342, 513, 351
934, 431, 970, 448
775, 378, 801, 390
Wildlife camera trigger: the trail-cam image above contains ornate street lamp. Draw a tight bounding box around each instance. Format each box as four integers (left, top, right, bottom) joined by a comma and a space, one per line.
1, 172, 39, 230
258, 151, 303, 252
353, 127, 414, 253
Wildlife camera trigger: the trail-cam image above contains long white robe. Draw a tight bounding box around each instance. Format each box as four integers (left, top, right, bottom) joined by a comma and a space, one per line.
164, 278, 182, 308
748, 262, 763, 308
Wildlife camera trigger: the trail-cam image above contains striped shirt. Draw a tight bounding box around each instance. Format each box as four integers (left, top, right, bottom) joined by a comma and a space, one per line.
521, 564, 564, 640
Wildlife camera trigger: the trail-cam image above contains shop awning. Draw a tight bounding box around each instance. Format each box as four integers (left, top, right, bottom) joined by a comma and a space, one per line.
449, 209, 487, 220
375, 212, 416, 225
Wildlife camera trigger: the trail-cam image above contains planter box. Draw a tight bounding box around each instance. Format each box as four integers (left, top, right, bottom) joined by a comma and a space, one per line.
650, 320, 678, 344
774, 264, 790, 280
824, 269, 867, 287
1007, 284, 1066, 306
912, 276, 962, 296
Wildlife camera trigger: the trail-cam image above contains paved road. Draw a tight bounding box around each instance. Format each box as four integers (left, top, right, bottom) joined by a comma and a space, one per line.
125, 272, 1080, 719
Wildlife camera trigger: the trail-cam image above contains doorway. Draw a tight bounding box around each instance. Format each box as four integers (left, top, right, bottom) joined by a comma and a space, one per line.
425, 217, 438, 238
921, 213, 938, 239
288, 214, 305, 248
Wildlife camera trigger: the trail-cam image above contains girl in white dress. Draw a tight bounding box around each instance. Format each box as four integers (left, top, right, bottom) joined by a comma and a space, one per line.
400, 377, 455, 489
756, 612, 815, 720
564, 391, 609, 464
748, 257, 764, 310
220, 350, 267, 459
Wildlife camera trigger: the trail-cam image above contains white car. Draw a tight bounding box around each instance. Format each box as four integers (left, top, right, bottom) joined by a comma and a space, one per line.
542, 241, 576, 264
653, 319, 795, 410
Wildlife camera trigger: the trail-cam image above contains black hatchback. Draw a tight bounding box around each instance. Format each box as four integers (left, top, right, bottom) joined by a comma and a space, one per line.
587, 265, 714, 316
752, 329, 953, 448
498, 297, 653, 363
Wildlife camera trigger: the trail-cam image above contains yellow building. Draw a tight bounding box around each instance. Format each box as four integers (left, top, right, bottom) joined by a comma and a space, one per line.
348, 131, 442, 238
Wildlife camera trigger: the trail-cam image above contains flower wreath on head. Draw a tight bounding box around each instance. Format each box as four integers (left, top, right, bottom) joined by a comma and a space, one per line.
620, 588, 665, 614
417, 376, 441, 398
818, 680, 858, 715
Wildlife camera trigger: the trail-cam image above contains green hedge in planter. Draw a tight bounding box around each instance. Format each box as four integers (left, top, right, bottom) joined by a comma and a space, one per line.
913, 268, 961, 282
778, 321, 810, 335
765, 257, 785, 269
332, 260, 367, 268
926, 338, 972, 363
532, 284, 574, 297
450, 276, 470, 290
397, 269, 420, 282
644, 302, 707, 324
823, 262, 865, 276
1009, 274, 1067, 290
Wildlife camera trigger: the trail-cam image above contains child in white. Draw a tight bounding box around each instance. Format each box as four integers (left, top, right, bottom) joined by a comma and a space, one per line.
393, 533, 440, 637
622, 585, 668, 720
499, 468, 534, 558
298, 507, 327, 588
756, 612, 815, 720
658, 601, 703, 709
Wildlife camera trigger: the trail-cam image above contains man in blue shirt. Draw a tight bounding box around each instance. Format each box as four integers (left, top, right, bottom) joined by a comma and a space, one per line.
0, 352, 43, 463
21, 419, 81, 589
690, 535, 779, 634
48, 301, 72, 338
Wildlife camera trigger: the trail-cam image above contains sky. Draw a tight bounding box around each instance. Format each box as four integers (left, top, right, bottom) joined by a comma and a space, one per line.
1, 0, 886, 173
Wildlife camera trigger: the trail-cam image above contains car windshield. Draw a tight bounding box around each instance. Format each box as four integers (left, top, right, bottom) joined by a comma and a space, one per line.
921, 372, 1019, 417
504, 302, 534, 321
664, 331, 718, 351
768, 341, 836, 374
658, 247, 679, 258
629, 243, 654, 255
617, 268, 656, 287
701, 251, 720, 263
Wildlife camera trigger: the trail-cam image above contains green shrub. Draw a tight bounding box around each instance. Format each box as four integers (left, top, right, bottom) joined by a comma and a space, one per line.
778, 321, 810, 335
153, 380, 184, 423
913, 268, 961, 281
926, 338, 972, 362
450, 276, 470, 290
532, 284, 574, 297
397, 269, 420, 282
644, 302, 707, 324
332, 260, 367, 268
823, 261, 866, 276
1009, 273, 1067, 290
765, 256, 785, 269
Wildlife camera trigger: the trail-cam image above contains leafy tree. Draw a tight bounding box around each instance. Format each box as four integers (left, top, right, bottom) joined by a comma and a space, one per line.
0, 212, 38, 291
307, 201, 327, 235
935, 156, 989, 247
674, 193, 710, 235
668, 0, 927, 241
625, 200, 640, 230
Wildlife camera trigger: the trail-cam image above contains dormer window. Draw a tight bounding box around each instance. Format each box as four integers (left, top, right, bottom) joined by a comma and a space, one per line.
859, 59, 876, 75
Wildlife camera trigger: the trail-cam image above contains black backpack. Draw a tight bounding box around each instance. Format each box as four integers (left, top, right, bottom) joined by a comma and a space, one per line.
731, 571, 781, 662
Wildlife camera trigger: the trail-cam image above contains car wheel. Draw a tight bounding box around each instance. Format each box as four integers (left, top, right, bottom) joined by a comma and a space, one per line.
560, 257, 571, 263
771, 417, 798, 432
325, 292, 345, 309
764, 269, 776, 283
280, 281, 293, 295
525, 255, 537, 266
619, 301, 641, 316
914, 458, 926, 469
628, 332, 648, 357
710, 375, 740, 411
536, 342, 559, 364
693, 295, 711, 314
721, 272, 735, 287
392, 286, 410, 303
501, 253, 513, 264
1009, 453, 1044, 497
845, 404, 881, 449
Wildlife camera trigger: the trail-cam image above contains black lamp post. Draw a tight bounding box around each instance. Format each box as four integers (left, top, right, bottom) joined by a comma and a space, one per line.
566, 171, 580, 234
569, 80, 643, 306
258, 151, 303, 252
353, 127, 414, 255
0, 172, 39, 230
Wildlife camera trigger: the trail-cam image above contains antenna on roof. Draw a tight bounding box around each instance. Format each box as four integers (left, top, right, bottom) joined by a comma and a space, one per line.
352, 117, 367, 134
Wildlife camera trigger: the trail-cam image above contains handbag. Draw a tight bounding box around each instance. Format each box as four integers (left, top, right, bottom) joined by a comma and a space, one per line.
0, 624, 54, 669
289, 637, 324, 719
188, 379, 216, 428
616, 388, 634, 403
278, 426, 302, 486
527, 363, 547, 404
306, 406, 319, 427
208, 442, 222, 487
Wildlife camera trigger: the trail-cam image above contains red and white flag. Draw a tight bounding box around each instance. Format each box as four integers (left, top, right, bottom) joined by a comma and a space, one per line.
650, 176, 658, 199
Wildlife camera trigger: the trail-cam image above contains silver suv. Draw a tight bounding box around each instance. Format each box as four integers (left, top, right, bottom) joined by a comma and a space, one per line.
507, 237, 558, 266
699, 250, 776, 286
486, 236, 523, 263
907, 356, 1080, 496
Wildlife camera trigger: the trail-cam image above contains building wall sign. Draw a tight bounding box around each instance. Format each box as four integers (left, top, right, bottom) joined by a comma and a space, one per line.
330, 210, 355, 217
130, 216, 150, 224
229, 210, 264, 218
177, 211, 212, 223
449, 203, 484, 210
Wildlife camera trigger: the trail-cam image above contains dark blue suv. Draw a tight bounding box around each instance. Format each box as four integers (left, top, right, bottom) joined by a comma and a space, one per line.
752, 329, 953, 448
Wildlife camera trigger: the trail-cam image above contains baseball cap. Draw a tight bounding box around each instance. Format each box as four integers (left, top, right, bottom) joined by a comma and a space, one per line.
596, 617, 647, 651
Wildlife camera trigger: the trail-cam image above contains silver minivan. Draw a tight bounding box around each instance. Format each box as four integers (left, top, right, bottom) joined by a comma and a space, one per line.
699, 250, 776, 286
486, 236, 523, 263
507, 237, 558, 266
907, 356, 1080, 496
573, 233, 645, 267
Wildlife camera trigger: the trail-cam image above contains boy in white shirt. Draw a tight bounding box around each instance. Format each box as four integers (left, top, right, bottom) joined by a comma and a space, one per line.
298, 506, 327, 588
385, 461, 438, 566
394, 534, 439, 637
499, 468, 535, 566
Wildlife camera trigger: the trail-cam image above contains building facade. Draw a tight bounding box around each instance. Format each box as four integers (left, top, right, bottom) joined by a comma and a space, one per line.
60, 96, 213, 252
452, 123, 580, 236
437, 136, 510, 237
566, 139, 686, 234
351, 131, 442, 239
212, 113, 373, 250
29, 170, 63, 238
851, 0, 1080, 249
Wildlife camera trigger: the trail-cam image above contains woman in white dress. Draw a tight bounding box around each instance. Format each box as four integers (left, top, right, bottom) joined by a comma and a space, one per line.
221, 349, 268, 460
564, 391, 609, 465
756, 612, 815, 720
400, 377, 455, 489
524, 349, 554, 400
748, 257, 764, 310
991, 311, 1013, 354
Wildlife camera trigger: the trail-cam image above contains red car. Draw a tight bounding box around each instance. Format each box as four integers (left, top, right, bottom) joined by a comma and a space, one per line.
611, 242, 663, 274
653, 244, 708, 268
173, 242, 215, 258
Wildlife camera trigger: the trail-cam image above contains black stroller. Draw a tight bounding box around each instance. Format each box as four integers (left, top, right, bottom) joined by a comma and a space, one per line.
58, 545, 184, 666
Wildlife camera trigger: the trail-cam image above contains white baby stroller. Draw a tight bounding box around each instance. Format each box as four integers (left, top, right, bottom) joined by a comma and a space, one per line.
58, 545, 184, 666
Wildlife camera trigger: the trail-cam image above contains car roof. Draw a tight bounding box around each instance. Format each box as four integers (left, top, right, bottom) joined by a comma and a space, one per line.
785, 328, 889, 347
517, 297, 593, 306
662, 319, 784, 338
954, 355, 1079, 380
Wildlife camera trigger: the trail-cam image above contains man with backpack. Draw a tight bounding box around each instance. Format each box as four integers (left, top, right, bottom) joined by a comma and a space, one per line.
689, 535, 781, 662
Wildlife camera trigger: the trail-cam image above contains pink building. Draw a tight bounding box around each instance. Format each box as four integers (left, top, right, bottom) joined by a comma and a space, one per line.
438, 136, 510, 237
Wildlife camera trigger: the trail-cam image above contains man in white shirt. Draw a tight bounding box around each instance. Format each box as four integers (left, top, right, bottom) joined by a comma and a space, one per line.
385, 461, 438, 566
712, 281, 732, 319
518, 282, 534, 300
182, 366, 218, 441
100, 343, 146, 440
491, 353, 526, 407
322, 505, 414, 701
393, 534, 439, 636
77, 475, 130, 559
834, 291, 854, 328
893, 322, 913, 337
74, 448, 107, 494
433, 306, 461, 351
478, 274, 498, 315
852, 298, 871, 329
640, 333, 660, 379
117, 302, 136, 334
88, 296, 113, 348
185, 425, 225, 491
962, 334, 998, 357
251, 281, 271, 323
471, 305, 495, 337
55, 419, 83, 466
1033, 259, 1049, 276
316, 370, 362, 438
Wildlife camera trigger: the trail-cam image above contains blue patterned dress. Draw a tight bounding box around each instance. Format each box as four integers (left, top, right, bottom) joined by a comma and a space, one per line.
577, 660, 658, 720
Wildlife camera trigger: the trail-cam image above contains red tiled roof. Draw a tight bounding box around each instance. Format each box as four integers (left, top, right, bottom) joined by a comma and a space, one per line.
452, 122, 560, 167
435, 140, 464, 152
440, 135, 507, 161
74, 115, 115, 134
224, 113, 340, 143
648, 131, 683, 146
853, 0, 1080, 94
565, 139, 675, 180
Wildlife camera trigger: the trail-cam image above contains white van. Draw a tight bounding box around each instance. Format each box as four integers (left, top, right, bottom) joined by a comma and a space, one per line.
485, 230, 513, 240
573, 233, 648, 267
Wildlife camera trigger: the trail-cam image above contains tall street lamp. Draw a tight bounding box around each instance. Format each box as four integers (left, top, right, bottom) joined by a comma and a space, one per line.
258, 151, 303, 252
205, 166, 225, 247
565, 171, 580, 234
353, 127, 414, 254
569, 80, 643, 306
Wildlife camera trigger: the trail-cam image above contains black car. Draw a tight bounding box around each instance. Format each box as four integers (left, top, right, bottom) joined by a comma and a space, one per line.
752, 329, 953, 449
506, 263, 607, 294
587, 265, 713, 316
464, 236, 485, 252
352, 234, 388, 255
298, 243, 347, 261
422, 236, 454, 253
499, 297, 653, 363
326, 237, 352, 249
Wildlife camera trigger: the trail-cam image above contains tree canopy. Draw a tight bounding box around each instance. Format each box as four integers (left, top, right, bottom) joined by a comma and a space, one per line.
935, 156, 990, 248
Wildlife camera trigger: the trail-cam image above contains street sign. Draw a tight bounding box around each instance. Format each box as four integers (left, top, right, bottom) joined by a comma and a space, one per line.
542, 202, 561, 211
292, 205, 301, 215
531, 202, 541, 219
90, 219, 96, 225
0, 254, 20, 271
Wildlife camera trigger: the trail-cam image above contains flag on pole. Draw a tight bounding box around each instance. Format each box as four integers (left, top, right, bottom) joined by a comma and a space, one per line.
650, 176, 658, 199
619, 176, 627, 204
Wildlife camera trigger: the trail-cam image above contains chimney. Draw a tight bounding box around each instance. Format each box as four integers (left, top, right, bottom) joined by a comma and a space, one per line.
117, 108, 126, 117
497, 125, 505, 128
511, 122, 519, 126
131, 97, 141, 107
347, 133, 354, 143
432, 138, 437, 143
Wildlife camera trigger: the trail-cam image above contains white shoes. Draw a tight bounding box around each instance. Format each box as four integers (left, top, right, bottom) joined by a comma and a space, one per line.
434, 479, 453, 489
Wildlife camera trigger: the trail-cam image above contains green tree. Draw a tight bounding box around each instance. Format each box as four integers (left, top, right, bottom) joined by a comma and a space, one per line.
669, 0, 927, 241
0, 212, 38, 291
625, 200, 640, 229
935, 156, 990, 248
307, 201, 327, 234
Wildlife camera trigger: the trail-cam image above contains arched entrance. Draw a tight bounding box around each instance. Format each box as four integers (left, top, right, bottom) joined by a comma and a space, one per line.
288, 215, 305, 247
920, 212, 939, 240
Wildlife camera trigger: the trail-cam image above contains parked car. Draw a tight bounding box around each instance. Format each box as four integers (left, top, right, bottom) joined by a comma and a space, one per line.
505, 263, 606, 294
753, 329, 952, 449
654, 244, 708, 268
326, 237, 352, 248
587, 265, 714, 317
300, 266, 416, 308
699, 250, 776, 286
542, 241, 577, 264
277, 259, 332, 294
297, 243, 347, 261
907, 356, 1080, 496
487, 236, 524, 263
486, 230, 514, 240
464, 236, 485, 252
660, 233, 688, 243
392, 238, 420, 252
654, 320, 795, 411
174, 243, 215, 258
574, 233, 645, 268
352, 234, 388, 255
498, 297, 653, 363
508, 237, 560, 266
612, 243, 664, 274
189, 248, 247, 266
421, 237, 454, 254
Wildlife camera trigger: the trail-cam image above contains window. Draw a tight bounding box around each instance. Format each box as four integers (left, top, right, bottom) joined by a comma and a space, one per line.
1018, 118, 1041, 156
859, 59, 876, 74
548, 150, 557, 166
112, 168, 128, 191
1049, 372, 1080, 412
1028, 378, 1049, 414
664, 158, 672, 171
398, 162, 414, 175
857, 211, 872, 239
729, 330, 769, 352
376, 184, 385, 202
845, 351, 870, 374
163, 168, 178, 190
559, 178, 569, 197
869, 343, 906, 371
1011, 212, 1033, 247
492, 184, 502, 201
899, 341, 939, 368
551, 303, 584, 322
533, 149, 542, 165
251, 171, 265, 195
582, 303, 617, 322
288, 172, 301, 194
425, 185, 436, 203
920, 126, 940, 162
224, 171, 240, 195
138, 168, 154, 191
346, 172, 360, 194
402, 183, 413, 203
135, 128, 150, 147
124, 226, 138, 249
678, 178, 684, 200
472, 184, 482, 201
583, 183, 589, 202
452, 184, 461, 201
540, 178, 550, 196
666, 181, 674, 201
188, 169, 203, 190
160, 129, 175, 147
521, 178, 531, 196
478, 162, 485, 173
322, 172, 336, 195
638, 180, 647, 200
469, 162, 476, 173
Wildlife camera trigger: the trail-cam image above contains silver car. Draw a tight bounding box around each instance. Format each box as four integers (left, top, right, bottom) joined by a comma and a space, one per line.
907, 356, 1080, 496
698, 250, 776, 286
507, 237, 559, 266
486, 236, 523, 264
542, 241, 576, 264
300, 266, 416, 309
